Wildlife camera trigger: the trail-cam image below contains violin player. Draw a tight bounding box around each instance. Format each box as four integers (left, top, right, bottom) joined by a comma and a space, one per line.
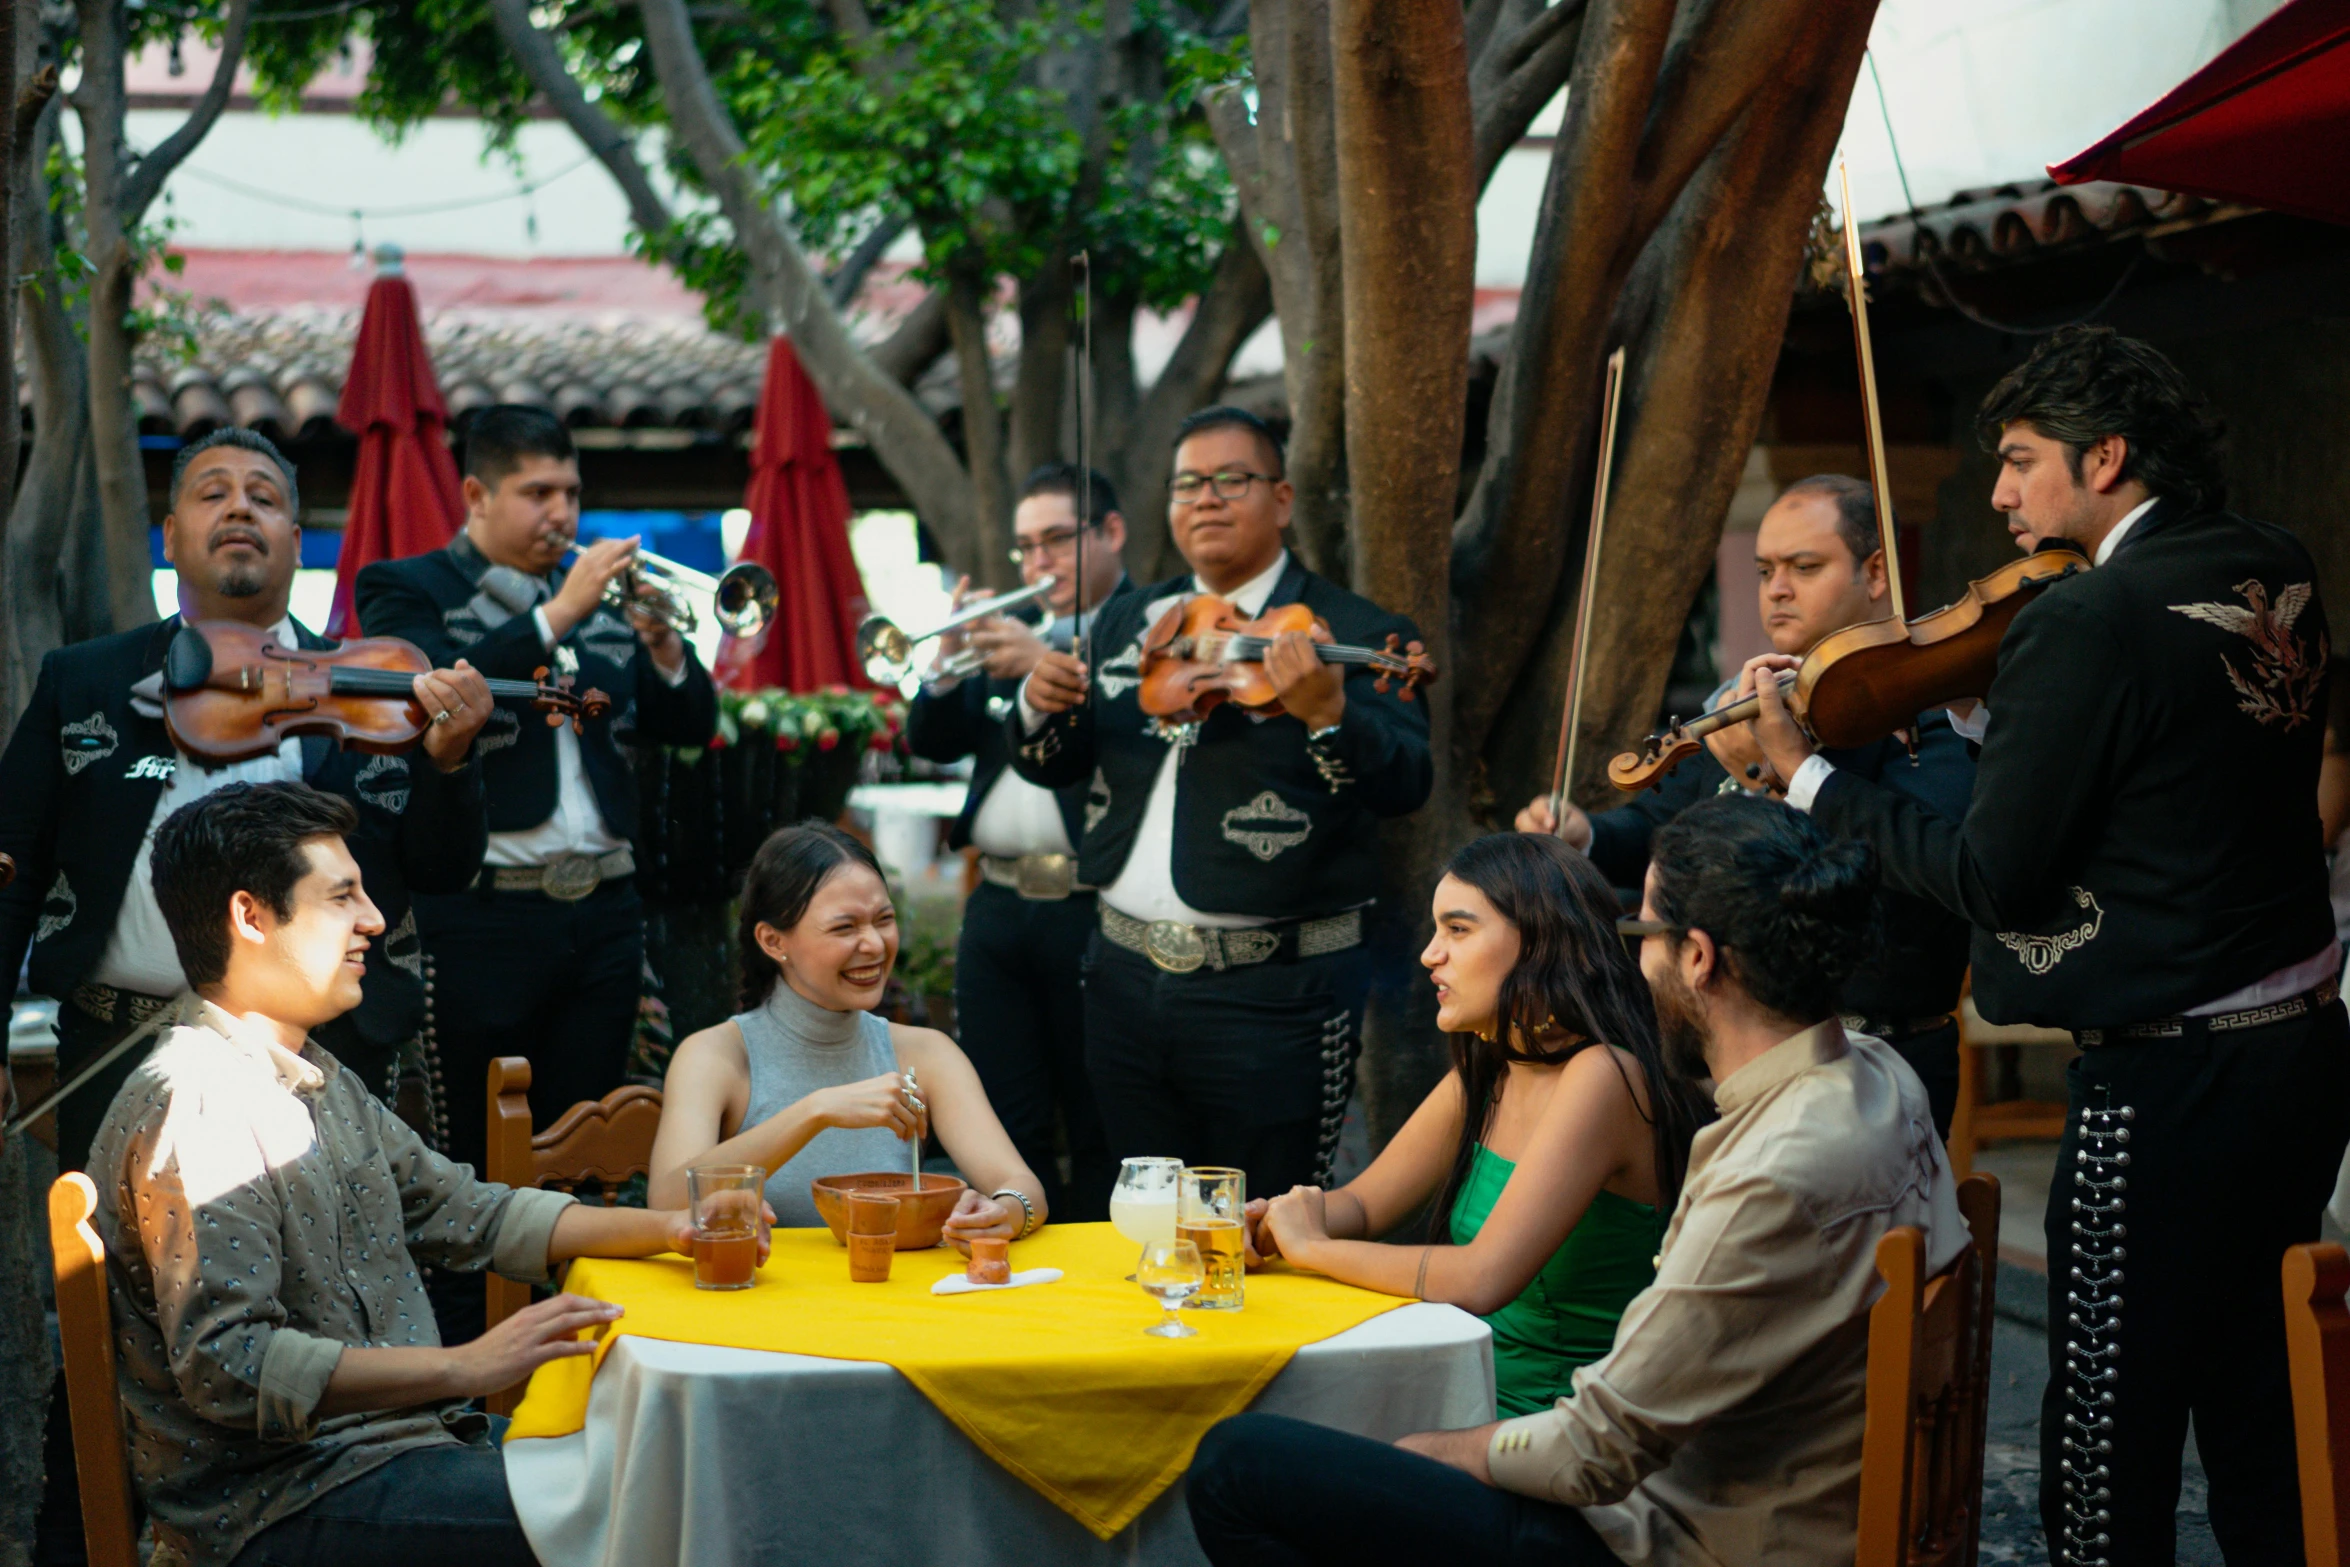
0, 428, 492, 1563
1745, 327, 2345, 1566
0, 428, 491, 1170
1517, 474, 1975, 1137
1011, 406, 1433, 1196
904, 461, 1135, 1222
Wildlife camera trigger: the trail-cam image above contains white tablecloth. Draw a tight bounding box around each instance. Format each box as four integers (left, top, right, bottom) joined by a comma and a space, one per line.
506, 1302, 1493, 1567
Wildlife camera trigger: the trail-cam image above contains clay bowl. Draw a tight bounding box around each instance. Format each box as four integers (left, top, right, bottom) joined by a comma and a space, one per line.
810, 1171, 968, 1250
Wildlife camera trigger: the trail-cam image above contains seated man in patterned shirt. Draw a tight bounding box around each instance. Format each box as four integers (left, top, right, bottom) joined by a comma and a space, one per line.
85, 781, 768, 1567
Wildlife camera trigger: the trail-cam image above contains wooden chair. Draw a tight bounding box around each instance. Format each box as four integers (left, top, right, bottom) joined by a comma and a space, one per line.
2284, 1241, 2350, 1566
48, 1172, 139, 1567
1948, 976, 2071, 1180
482, 1057, 663, 1413
1856, 1172, 2001, 1567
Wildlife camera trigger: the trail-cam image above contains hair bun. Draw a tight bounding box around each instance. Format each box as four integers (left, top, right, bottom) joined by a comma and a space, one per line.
1777, 838, 1877, 919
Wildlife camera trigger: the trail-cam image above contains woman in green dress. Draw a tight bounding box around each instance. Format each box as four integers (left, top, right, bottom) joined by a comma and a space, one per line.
1246, 832, 1708, 1416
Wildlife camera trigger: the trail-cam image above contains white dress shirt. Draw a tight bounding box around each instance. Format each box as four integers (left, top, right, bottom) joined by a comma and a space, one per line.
1783, 495, 2338, 1015
1100, 551, 1291, 928
91, 617, 307, 995
482, 605, 681, 868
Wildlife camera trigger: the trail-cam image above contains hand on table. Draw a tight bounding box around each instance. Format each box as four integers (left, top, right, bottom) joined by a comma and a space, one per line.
414, 660, 492, 771
941, 1188, 1021, 1254
661, 1200, 777, 1265
1241, 1197, 1280, 1270
806, 1072, 929, 1143
1260, 1186, 1331, 1269
450, 1293, 623, 1398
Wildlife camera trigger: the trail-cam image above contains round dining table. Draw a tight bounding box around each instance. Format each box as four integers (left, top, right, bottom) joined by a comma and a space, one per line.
504, 1298, 1495, 1566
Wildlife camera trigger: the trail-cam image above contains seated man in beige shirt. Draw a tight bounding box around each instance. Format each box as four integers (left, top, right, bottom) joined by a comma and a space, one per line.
1188, 793, 1963, 1566
85, 781, 768, 1567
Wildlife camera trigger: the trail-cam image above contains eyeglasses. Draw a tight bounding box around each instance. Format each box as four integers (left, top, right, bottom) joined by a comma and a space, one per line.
1169, 470, 1275, 504
1613, 917, 1685, 939
1007, 522, 1098, 566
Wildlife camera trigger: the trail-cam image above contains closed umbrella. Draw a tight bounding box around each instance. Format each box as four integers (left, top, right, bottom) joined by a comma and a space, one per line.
714, 335, 874, 691
2050, 0, 2350, 223
326, 246, 465, 636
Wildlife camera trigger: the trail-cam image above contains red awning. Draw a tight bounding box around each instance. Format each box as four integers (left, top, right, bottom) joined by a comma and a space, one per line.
327, 259, 465, 637
712, 337, 875, 692
2050, 0, 2350, 223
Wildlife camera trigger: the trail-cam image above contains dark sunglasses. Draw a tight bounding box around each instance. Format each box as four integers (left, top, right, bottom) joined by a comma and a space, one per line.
1614, 917, 1685, 939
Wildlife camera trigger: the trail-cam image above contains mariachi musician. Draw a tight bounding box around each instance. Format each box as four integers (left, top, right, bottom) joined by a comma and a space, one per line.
1745, 327, 2343, 1565
0, 428, 490, 1171
1011, 406, 1433, 1197
905, 461, 1134, 1223
1520, 473, 1974, 1137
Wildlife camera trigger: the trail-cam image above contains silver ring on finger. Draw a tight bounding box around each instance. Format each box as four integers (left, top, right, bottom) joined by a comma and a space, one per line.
432, 709, 451, 725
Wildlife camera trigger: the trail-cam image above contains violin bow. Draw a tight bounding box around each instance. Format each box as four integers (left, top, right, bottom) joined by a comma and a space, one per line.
1072, 250, 1097, 705
1546, 347, 1628, 834
1839, 157, 1906, 625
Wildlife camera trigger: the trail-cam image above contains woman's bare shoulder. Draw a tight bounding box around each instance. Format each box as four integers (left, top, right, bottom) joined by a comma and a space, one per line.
669, 1019, 750, 1082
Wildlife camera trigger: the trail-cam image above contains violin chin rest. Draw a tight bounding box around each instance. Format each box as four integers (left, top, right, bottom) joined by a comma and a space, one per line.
162, 624, 215, 693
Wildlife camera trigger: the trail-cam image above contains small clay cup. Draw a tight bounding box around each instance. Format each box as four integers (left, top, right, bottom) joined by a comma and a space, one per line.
966, 1237, 1011, 1286
847, 1192, 900, 1283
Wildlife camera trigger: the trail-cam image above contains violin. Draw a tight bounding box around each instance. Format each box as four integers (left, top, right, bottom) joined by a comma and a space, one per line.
1136, 596, 1438, 725
161, 620, 610, 765
1607, 543, 2089, 791
0, 852, 13, 890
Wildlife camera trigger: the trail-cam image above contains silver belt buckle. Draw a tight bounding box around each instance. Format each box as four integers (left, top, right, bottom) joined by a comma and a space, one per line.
1013, 853, 1075, 901
1143, 920, 1208, 974
541, 852, 603, 902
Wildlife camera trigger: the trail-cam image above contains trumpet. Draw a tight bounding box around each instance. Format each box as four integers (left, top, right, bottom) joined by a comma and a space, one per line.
858, 577, 1058, 684
574, 546, 780, 639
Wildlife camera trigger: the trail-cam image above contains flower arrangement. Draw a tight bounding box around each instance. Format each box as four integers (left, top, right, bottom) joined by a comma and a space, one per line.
712, 685, 905, 757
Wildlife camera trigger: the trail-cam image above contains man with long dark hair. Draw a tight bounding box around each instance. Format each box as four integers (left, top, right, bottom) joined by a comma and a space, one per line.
1746, 324, 2347, 1563
1187, 796, 1960, 1565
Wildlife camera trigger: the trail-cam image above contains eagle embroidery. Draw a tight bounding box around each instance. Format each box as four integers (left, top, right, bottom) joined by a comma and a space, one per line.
2168, 579, 2326, 730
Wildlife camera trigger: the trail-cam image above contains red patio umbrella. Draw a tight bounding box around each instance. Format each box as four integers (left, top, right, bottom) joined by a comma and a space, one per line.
2050, 0, 2350, 224
713, 336, 874, 691
326, 250, 465, 636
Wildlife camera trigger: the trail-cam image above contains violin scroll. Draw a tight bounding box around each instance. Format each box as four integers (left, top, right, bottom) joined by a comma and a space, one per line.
530, 666, 612, 733
1607, 728, 1706, 794
1371, 634, 1438, 701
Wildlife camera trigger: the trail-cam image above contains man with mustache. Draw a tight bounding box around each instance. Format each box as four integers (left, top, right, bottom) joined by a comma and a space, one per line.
1186, 796, 1962, 1565
356, 405, 716, 1308
0, 427, 493, 1170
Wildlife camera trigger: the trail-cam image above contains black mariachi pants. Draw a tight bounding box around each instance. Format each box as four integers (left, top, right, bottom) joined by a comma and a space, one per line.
2041, 1000, 2350, 1566
412, 876, 644, 1343
952, 882, 1115, 1222
1081, 931, 1367, 1199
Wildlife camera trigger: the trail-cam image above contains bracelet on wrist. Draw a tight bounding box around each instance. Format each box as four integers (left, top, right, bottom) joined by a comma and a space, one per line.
991, 1186, 1037, 1239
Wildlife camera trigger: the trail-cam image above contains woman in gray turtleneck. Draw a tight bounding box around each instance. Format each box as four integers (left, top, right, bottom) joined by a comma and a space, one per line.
649, 823, 1049, 1243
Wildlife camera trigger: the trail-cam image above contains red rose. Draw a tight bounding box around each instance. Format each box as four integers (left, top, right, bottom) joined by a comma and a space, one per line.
776, 734, 798, 752
818, 729, 841, 750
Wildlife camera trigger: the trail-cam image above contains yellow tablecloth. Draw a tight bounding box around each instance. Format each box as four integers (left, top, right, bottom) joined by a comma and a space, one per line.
506, 1222, 1412, 1539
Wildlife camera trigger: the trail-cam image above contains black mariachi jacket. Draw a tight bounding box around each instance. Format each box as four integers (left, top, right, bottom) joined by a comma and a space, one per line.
1588, 717, 1976, 1024
355, 540, 719, 836
904, 579, 1135, 854
1004, 557, 1433, 919
1813, 500, 2336, 1030
0, 616, 488, 1054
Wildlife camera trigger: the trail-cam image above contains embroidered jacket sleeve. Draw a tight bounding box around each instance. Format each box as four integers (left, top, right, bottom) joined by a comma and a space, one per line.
906, 675, 988, 764
0, 651, 65, 996
1812, 590, 2130, 932
1483, 1167, 1831, 1506
1300, 638, 1433, 816
371, 746, 487, 897
1005, 693, 1095, 791
354, 561, 552, 685
628, 642, 718, 748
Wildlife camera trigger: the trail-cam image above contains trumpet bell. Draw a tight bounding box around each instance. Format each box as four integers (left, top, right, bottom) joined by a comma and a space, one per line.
859, 615, 916, 685
713, 562, 779, 639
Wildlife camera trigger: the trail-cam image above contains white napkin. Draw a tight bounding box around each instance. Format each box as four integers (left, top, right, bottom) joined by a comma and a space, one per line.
930, 1267, 1063, 1297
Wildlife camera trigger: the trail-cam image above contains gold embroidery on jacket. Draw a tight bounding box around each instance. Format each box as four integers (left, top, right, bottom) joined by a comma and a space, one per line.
2169, 579, 2326, 730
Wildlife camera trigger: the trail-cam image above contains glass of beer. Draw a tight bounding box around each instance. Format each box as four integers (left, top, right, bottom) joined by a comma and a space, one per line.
687, 1164, 765, 1291
1178, 1166, 1246, 1310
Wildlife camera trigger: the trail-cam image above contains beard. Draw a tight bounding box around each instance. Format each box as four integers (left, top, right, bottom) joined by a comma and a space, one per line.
1650, 965, 1713, 1083
214, 562, 267, 598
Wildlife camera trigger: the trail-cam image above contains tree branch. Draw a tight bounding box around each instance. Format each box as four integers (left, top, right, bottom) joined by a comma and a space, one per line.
866, 285, 950, 385
1624, 0, 1820, 245
491, 0, 672, 236
826, 212, 905, 309
633, 0, 977, 559
1470, 0, 1585, 191
120, 0, 251, 224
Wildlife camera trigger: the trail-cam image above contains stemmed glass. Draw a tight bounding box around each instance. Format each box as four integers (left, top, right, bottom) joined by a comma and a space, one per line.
1110, 1156, 1181, 1282
1137, 1239, 1204, 1338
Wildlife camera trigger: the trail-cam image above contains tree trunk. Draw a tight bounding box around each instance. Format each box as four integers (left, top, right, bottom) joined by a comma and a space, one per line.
944, 269, 1015, 589
1329, 0, 1477, 1143
1486, 4, 1879, 814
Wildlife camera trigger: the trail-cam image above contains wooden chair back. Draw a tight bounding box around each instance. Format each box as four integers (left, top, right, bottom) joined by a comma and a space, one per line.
1855, 1172, 2002, 1567
2284, 1240, 2350, 1566
48, 1172, 138, 1567
482, 1056, 663, 1412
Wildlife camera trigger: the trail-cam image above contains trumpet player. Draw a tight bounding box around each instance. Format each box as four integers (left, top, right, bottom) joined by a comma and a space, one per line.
905, 462, 1132, 1221
356, 404, 717, 1340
